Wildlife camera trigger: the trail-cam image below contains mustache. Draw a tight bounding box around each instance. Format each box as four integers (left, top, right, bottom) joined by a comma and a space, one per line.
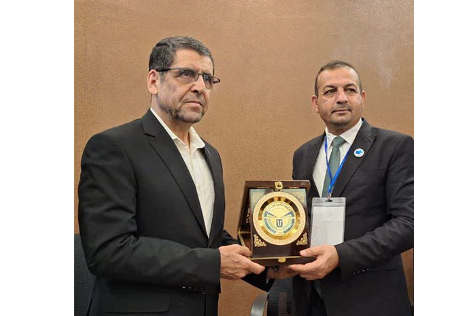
331, 104, 350, 112
175, 98, 204, 114
183, 98, 204, 106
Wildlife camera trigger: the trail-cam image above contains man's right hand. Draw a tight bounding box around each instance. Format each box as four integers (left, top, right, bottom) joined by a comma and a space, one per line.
219, 244, 265, 280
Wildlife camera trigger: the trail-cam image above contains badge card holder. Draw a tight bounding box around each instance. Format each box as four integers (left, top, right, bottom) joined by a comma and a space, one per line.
310, 136, 349, 247
310, 197, 346, 247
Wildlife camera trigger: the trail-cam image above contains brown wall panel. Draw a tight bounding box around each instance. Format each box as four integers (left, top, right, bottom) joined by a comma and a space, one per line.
75, 0, 413, 313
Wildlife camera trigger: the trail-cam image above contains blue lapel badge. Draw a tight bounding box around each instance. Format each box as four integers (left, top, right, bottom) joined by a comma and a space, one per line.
354, 148, 364, 157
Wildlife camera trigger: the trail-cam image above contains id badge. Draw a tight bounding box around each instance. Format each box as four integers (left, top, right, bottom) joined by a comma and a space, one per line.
310, 197, 346, 247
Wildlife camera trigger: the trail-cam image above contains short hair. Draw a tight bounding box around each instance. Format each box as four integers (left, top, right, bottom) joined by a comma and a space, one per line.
314, 60, 363, 96
148, 36, 215, 77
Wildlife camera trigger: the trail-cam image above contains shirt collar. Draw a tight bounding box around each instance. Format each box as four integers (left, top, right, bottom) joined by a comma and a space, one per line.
150, 107, 205, 150
325, 118, 363, 145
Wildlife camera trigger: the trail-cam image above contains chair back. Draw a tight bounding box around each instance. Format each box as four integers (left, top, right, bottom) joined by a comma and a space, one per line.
267, 278, 294, 316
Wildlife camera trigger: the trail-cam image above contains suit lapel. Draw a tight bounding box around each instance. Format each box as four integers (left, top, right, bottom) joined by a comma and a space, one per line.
305, 133, 325, 197
332, 119, 376, 197
141, 110, 208, 236
201, 144, 223, 247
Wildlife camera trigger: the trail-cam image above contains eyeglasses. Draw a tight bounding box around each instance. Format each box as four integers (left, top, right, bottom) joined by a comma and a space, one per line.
156, 67, 221, 90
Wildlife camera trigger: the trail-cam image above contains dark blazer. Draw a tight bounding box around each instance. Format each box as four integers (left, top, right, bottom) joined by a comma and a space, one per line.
78, 110, 266, 316
291, 119, 413, 316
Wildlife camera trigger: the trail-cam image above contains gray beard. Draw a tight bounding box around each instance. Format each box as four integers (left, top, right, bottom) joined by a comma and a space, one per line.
157, 97, 203, 124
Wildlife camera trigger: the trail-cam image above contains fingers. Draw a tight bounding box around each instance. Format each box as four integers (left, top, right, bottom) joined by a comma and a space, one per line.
247, 260, 265, 275
233, 244, 252, 257
220, 258, 264, 279
289, 258, 322, 277
288, 262, 324, 280
288, 263, 310, 274
227, 244, 252, 256
300, 246, 322, 257
219, 245, 264, 279
288, 246, 339, 280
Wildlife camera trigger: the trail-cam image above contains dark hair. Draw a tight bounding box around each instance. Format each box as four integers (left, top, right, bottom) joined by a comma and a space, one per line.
148, 36, 214, 77
314, 60, 363, 96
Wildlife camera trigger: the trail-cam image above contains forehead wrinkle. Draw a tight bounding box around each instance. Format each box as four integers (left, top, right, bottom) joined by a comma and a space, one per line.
322, 84, 336, 91
321, 79, 358, 91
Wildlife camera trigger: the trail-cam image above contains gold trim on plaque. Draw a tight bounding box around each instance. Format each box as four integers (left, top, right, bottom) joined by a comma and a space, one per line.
296, 232, 308, 246
238, 232, 246, 246
254, 234, 267, 247
251, 255, 304, 260
253, 191, 306, 245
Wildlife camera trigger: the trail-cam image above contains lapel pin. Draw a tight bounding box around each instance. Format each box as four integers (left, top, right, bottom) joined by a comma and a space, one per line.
354, 148, 364, 157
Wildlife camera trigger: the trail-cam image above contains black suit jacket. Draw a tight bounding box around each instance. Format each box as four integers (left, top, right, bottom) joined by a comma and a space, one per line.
78, 110, 267, 316
291, 119, 413, 316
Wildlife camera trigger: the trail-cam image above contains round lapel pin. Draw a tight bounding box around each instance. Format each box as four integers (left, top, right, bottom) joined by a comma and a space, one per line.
354, 148, 364, 157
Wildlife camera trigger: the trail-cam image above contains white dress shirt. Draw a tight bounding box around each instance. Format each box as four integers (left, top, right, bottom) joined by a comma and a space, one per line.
313, 119, 363, 197
150, 108, 215, 236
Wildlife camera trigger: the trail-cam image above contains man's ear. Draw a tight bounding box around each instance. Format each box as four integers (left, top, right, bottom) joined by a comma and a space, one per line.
311, 95, 319, 113
361, 90, 366, 107
147, 70, 160, 94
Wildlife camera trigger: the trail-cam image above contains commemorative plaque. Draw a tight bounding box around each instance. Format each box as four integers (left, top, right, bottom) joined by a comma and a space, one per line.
238, 180, 312, 266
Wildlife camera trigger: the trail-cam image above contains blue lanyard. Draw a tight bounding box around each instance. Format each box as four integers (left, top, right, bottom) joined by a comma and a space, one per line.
324, 136, 350, 198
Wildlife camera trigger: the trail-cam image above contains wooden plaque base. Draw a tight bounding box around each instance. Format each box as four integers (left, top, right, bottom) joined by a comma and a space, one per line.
238, 180, 311, 266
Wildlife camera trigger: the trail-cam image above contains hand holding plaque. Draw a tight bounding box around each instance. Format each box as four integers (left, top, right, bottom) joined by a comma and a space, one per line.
238, 180, 313, 266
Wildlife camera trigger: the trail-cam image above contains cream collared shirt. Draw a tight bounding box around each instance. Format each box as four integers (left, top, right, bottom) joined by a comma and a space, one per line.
313, 118, 363, 197
150, 108, 215, 236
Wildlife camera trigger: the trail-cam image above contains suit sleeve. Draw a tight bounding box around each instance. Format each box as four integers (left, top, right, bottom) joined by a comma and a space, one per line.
334, 135, 414, 280
291, 148, 300, 181
78, 133, 220, 289
219, 230, 272, 291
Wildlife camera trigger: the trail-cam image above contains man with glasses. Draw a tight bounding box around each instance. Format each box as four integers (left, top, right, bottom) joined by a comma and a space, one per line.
78, 36, 266, 316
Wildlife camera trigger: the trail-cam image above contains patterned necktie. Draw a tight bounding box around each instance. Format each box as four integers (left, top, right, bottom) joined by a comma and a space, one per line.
321, 136, 346, 198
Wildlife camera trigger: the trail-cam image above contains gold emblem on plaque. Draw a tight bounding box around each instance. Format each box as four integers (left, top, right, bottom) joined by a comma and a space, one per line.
254, 234, 267, 247
253, 191, 306, 245
296, 232, 308, 246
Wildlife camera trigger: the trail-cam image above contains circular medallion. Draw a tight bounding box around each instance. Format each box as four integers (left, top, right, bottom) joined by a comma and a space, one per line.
253, 191, 306, 245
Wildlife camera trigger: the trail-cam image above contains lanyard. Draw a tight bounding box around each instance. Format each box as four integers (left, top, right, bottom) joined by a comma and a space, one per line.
324, 136, 350, 200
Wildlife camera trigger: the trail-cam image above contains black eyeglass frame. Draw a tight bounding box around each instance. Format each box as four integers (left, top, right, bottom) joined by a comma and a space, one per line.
156, 67, 221, 89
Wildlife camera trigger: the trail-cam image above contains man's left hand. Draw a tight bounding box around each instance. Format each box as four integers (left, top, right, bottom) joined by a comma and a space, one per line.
288, 245, 339, 280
